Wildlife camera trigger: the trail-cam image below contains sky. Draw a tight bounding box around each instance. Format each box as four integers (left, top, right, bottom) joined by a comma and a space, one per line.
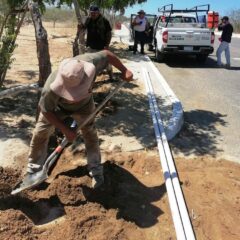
125, 0, 240, 17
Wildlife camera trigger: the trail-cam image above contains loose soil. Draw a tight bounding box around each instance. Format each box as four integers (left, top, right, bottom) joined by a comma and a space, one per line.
0, 22, 239, 240
0, 151, 240, 240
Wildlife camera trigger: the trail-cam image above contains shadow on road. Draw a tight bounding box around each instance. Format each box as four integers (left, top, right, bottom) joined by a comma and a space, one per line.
227, 66, 240, 71
151, 54, 240, 70
170, 109, 227, 156
152, 54, 219, 69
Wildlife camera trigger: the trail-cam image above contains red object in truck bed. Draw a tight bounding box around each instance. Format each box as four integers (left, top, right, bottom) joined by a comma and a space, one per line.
208, 11, 219, 29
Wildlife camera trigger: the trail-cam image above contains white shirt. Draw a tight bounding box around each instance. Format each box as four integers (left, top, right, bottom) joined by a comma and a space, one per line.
133, 16, 147, 32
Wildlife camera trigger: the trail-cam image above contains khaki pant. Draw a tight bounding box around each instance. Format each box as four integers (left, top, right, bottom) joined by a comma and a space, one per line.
28, 97, 102, 176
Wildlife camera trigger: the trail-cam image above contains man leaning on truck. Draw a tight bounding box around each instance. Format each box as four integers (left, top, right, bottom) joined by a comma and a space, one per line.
216, 16, 234, 69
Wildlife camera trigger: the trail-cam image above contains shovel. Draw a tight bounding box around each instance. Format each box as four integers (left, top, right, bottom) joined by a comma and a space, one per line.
11, 81, 125, 195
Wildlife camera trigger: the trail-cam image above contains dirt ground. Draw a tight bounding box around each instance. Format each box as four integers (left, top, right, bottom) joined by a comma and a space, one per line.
0, 22, 240, 240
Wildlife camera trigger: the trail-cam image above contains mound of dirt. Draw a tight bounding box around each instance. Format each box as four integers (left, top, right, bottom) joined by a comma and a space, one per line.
0, 209, 37, 240
0, 151, 174, 240
1, 149, 239, 240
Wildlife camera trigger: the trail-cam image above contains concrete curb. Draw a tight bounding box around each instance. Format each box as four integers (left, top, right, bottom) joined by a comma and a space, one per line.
145, 57, 184, 140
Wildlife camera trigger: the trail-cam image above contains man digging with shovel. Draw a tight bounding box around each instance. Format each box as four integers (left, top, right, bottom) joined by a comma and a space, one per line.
13, 50, 133, 194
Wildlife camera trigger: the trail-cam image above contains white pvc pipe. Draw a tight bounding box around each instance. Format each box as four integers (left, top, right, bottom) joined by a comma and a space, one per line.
142, 68, 187, 240
145, 56, 184, 141
143, 68, 196, 240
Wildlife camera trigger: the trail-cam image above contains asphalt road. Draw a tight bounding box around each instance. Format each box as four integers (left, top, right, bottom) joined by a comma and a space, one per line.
153, 37, 240, 163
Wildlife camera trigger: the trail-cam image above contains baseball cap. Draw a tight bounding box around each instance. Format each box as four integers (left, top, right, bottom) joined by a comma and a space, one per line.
89, 5, 100, 12
221, 16, 229, 21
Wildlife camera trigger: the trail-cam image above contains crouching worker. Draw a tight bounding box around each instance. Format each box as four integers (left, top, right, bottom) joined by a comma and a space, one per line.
27, 50, 133, 189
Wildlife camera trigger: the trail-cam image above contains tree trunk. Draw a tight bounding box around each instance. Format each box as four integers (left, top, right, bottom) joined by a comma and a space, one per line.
29, 1, 51, 121
72, 0, 85, 56
28, 1, 51, 88
0, 13, 16, 87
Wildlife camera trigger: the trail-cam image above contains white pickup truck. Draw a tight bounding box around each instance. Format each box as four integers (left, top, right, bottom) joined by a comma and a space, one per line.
154, 5, 215, 62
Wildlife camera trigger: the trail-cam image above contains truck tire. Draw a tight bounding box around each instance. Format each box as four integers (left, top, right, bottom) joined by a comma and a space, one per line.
155, 47, 164, 62
196, 54, 208, 63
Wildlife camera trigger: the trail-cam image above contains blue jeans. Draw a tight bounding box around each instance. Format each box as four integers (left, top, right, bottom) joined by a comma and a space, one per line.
217, 41, 231, 66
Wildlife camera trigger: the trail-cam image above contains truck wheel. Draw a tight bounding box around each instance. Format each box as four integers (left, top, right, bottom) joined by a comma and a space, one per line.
155, 48, 164, 62
196, 54, 208, 63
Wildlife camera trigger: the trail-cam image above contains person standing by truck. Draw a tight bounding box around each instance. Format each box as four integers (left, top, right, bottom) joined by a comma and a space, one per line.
216, 16, 234, 69
132, 10, 149, 54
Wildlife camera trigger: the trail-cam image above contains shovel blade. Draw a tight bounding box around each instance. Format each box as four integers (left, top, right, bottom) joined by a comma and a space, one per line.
11, 170, 48, 195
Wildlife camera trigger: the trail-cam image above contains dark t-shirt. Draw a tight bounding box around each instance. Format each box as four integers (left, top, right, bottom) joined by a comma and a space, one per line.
85, 15, 112, 50
39, 51, 108, 113
218, 23, 234, 43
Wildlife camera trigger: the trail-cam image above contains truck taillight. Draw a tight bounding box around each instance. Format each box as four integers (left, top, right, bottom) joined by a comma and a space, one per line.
211, 32, 215, 44
163, 31, 168, 43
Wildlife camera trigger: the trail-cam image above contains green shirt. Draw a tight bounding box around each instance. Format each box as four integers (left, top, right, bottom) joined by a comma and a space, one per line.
39, 51, 108, 113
